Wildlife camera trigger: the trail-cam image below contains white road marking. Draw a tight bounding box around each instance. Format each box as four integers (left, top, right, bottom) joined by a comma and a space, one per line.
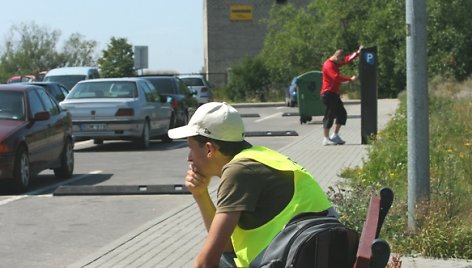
254, 112, 283, 123
73, 140, 93, 150
0, 170, 102, 206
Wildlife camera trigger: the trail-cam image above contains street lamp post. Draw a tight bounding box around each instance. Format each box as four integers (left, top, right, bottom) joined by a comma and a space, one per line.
406, 0, 430, 231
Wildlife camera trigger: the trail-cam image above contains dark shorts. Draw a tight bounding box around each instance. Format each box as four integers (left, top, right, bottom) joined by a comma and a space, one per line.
321, 91, 347, 129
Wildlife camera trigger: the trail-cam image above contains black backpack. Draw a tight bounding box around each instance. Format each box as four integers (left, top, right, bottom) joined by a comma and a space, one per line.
249, 213, 359, 268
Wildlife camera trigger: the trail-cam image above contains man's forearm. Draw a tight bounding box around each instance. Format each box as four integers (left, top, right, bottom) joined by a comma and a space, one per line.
344, 50, 361, 64
194, 191, 216, 232
194, 212, 241, 268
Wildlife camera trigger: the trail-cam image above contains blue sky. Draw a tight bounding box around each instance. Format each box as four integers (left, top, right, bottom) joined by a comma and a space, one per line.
0, 0, 204, 74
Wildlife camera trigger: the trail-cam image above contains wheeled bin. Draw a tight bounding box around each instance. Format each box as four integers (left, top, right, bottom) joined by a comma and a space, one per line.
296, 70, 324, 124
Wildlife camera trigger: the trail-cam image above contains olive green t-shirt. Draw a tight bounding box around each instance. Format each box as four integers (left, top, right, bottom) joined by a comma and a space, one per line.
216, 158, 295, 230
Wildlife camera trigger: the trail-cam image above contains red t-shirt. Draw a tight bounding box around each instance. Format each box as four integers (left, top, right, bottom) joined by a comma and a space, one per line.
320, 51, 360, 95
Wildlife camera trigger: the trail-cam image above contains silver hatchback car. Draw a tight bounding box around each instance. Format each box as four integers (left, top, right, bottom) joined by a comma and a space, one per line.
179, 75, 213, 105
59, 78, 173, 149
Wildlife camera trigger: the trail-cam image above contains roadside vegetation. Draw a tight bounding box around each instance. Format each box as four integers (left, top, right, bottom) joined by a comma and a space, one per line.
329, 78, 472, 259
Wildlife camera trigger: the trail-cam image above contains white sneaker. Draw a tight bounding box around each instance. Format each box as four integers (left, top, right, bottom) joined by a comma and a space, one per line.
322, 137, 336, 146
330, 134, 346, 145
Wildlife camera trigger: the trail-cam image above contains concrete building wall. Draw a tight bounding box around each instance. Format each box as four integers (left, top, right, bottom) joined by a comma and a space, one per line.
204, 0, 310, 88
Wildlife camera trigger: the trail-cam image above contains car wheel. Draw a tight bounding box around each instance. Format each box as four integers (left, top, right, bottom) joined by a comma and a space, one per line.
160, 119, 173, 143
160, 132, 172, 143
138, 120, 150, 149
13, 146, 30, 192
170, 112, 177, 128
54, 138, 74, 179
181, 112, 189, 127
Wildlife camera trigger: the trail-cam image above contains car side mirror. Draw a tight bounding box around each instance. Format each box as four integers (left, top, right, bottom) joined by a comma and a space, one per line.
33, 111, 50, 121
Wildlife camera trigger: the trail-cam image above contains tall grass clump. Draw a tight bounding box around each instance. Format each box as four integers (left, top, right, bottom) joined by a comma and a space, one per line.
329, 78, 472, 259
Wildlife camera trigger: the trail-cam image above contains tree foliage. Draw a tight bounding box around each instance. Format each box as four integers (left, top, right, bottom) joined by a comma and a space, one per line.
427, 0, 472, 80
61, 33, 98, 67
97, 37, 135, 78
0, 22, 60, 81
225, 56, 271, 102
260, 5, 322, 85
0, 22, 99, 82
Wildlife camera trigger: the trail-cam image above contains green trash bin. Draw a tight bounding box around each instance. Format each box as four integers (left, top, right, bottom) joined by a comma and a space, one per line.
296, 70, 324, 124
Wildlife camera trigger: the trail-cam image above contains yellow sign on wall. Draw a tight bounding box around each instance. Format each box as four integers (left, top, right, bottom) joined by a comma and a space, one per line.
230, 5, 253, 21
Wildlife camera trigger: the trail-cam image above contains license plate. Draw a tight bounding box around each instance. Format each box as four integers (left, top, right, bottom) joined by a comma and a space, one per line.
81, 123, 107, 131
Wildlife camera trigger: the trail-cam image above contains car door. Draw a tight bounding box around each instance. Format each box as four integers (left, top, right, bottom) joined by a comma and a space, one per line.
57, 84, 69, 99
35, 88, 65, 163
177, 78, 198, 111
47, 83, 68, 102
140, 80, 171, 134
26, 89, 53, 169
138, 80, 161, 134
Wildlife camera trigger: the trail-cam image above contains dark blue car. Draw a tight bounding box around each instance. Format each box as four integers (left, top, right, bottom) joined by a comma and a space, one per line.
285, 77, 298, 107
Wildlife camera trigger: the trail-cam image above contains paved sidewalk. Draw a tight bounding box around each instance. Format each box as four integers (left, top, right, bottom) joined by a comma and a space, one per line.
69, 99, 471, 268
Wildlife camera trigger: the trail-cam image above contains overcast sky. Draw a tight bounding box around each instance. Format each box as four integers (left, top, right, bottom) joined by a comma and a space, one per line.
0, 0, 204, 74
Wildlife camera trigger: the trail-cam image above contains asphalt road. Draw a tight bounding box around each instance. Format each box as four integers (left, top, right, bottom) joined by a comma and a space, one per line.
0, 104, 314, 268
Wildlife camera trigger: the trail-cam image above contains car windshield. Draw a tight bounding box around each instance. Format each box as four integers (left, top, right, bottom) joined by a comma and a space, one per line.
181, 77, 204, 86
0, 91, 25, 120
67, 81, 137, 99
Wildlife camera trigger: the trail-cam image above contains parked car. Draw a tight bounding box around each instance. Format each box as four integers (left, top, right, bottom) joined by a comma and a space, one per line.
43, 66, 100, 91
285, 77, 298, 107
0, 84, 74, 192
24, 82, 69, 102
179, 74, 213, 105
6, 75, 36, 83
142, 76, 198, 128
59, 78, 173, 148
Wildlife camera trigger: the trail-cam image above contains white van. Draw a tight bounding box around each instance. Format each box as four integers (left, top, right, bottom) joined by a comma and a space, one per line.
43, 67, 100, 90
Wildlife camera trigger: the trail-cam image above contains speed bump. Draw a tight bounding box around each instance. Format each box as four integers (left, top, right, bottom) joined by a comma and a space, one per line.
53, 184, 191, 196
244, 131, 298, 137
282, 112, 299, 117
240, 113, 260, 118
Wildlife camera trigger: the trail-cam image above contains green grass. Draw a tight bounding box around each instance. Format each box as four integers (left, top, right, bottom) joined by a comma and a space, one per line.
329, 78, 472, 259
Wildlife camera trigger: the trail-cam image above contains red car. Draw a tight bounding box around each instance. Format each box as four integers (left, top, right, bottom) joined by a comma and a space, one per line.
6, 75, 36, 83
0, 84, 74, 192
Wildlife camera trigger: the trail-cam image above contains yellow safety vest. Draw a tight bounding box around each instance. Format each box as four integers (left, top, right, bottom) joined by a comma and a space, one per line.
229, 146, 331, 267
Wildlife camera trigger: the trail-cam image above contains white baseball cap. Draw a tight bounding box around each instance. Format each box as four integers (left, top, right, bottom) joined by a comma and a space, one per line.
168, 102, 245, 142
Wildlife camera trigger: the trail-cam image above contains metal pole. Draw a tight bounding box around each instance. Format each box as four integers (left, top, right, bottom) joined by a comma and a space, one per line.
406, 0, 430, 231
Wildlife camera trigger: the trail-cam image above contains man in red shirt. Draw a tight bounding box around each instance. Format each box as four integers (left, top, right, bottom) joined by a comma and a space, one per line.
320, 46, 363, 145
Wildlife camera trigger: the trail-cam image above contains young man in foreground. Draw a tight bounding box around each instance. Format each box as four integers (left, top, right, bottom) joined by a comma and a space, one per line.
168, 102, 336, 267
